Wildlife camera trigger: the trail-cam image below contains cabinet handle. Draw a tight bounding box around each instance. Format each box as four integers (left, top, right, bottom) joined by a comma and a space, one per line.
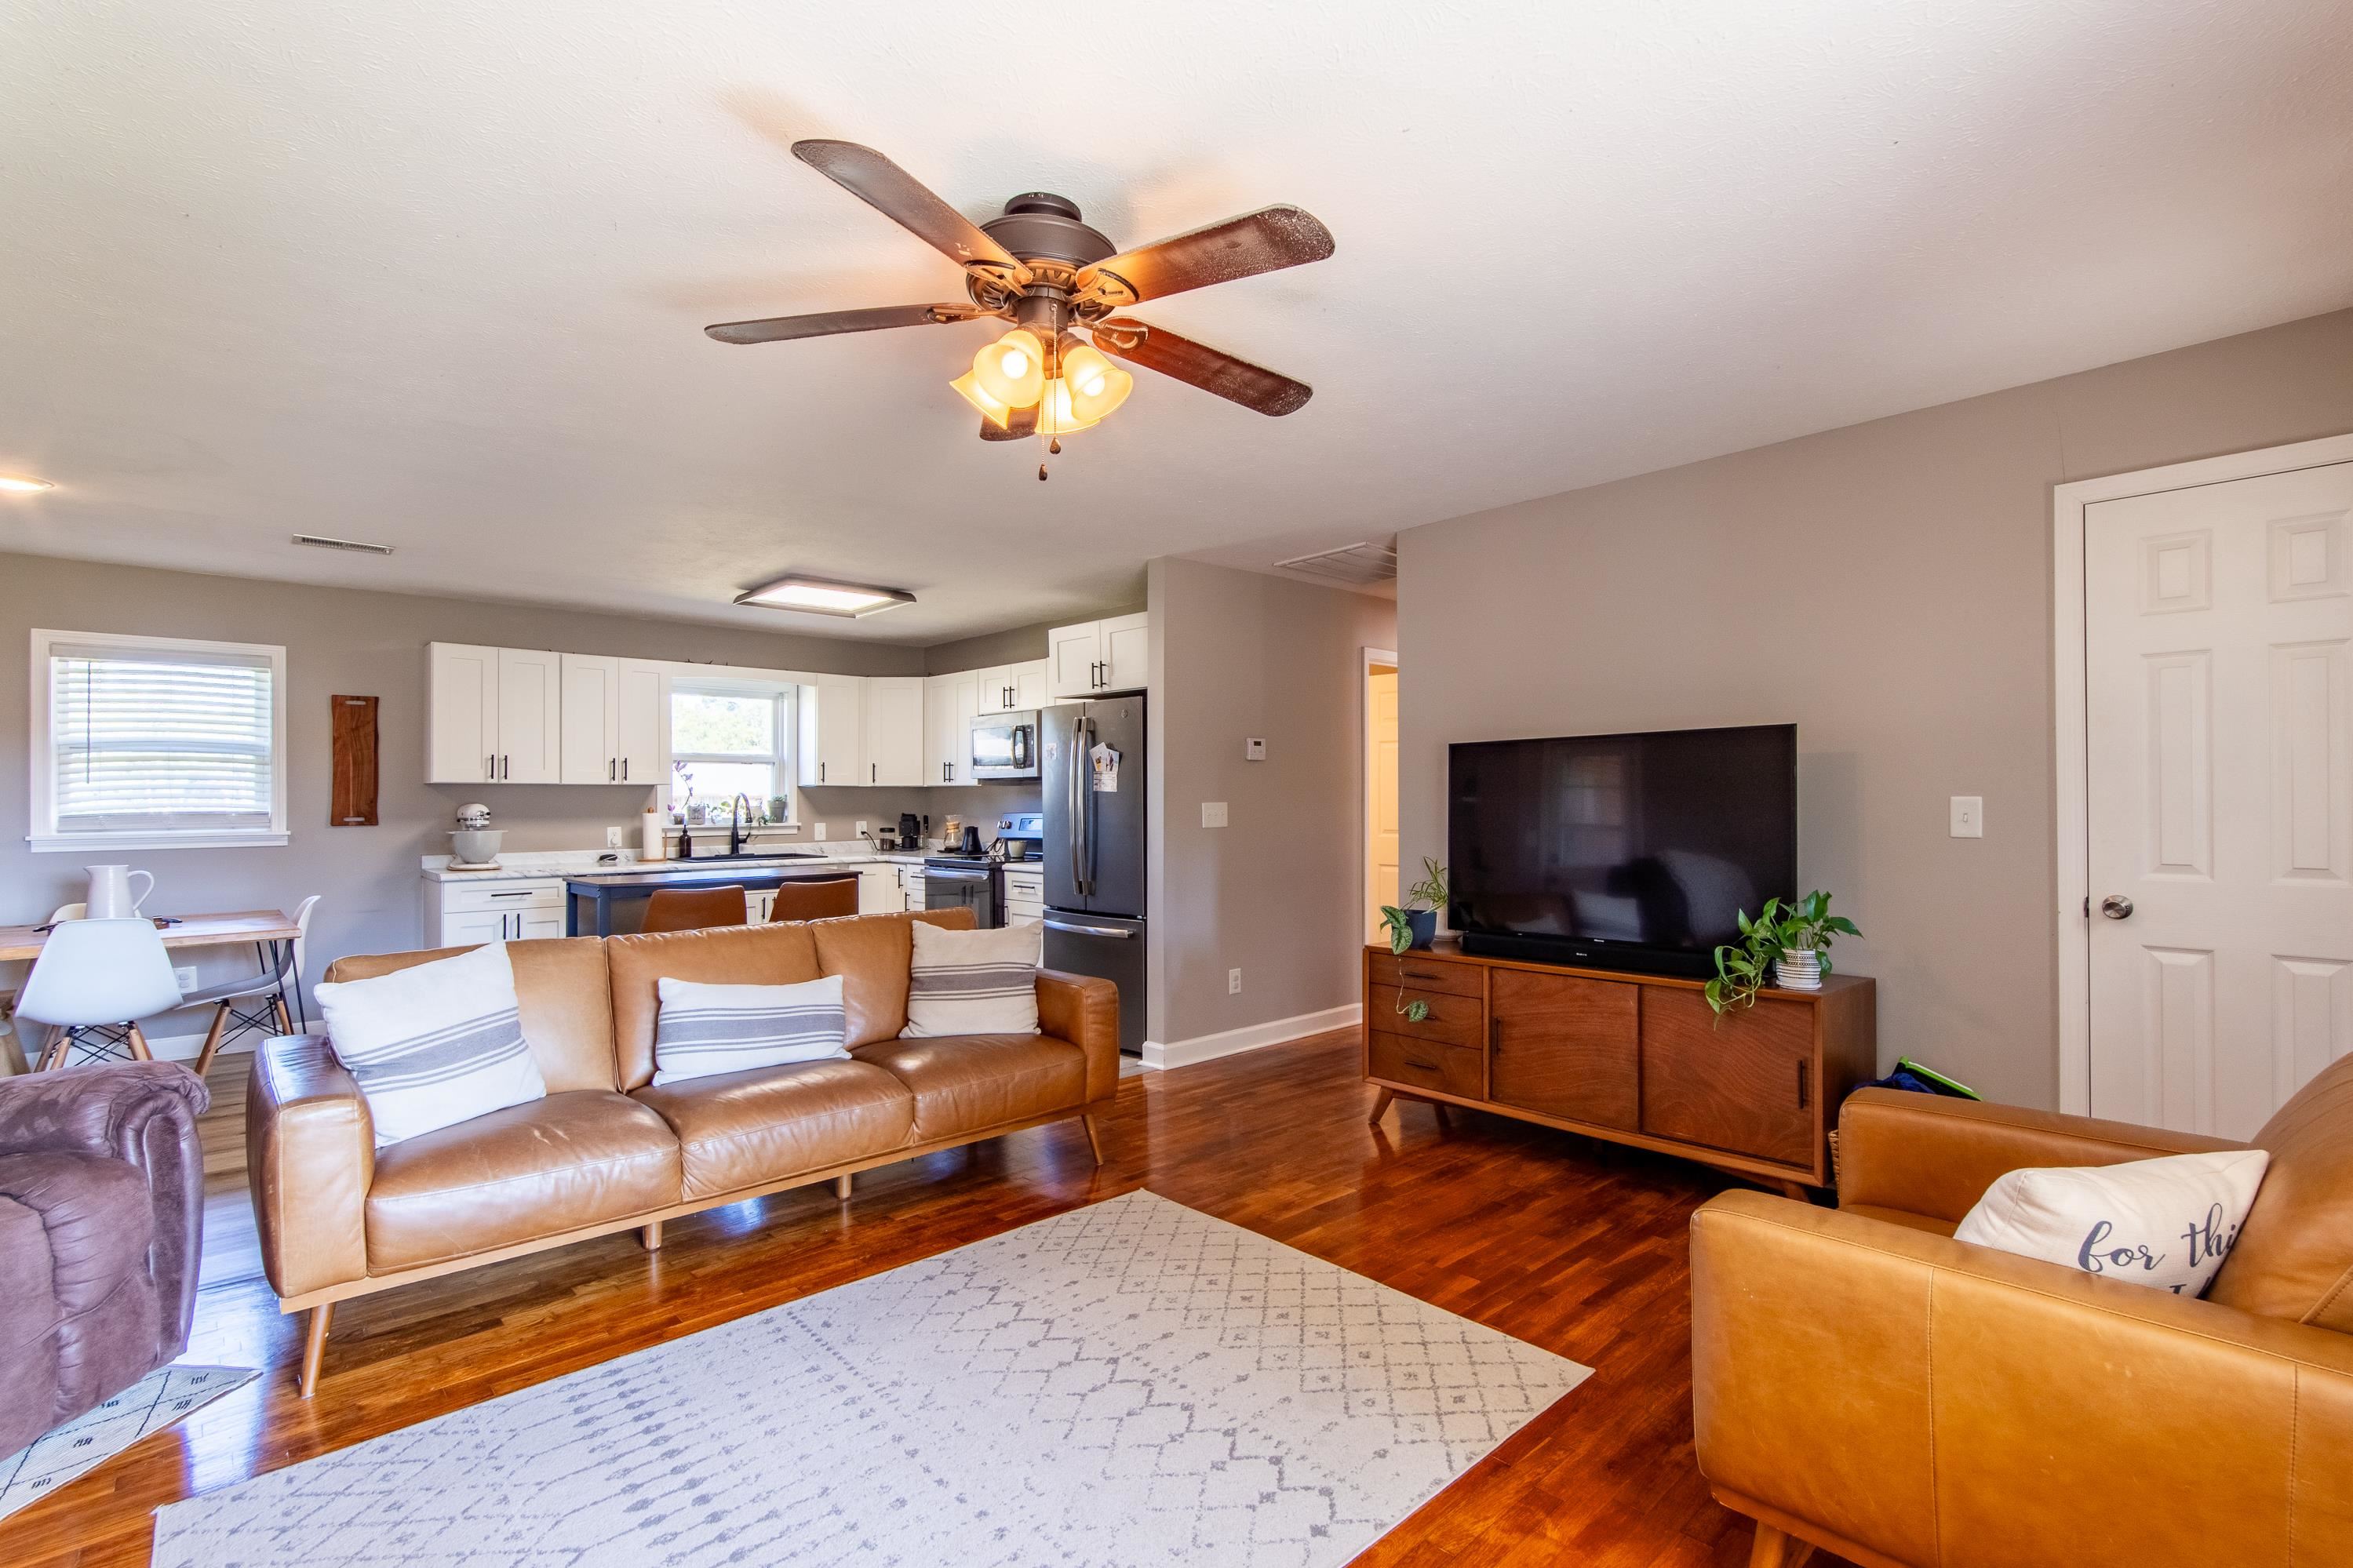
1401, 966, 1444, 980
501, 755, 509, 780
1404, 1057, 1440, 1073
490, 890, 530, 898
871, 763, 877, 783
820, 762, 826, 783
609, 759, 616, 780
622, 759, 628, 780
1796, 1060, 1810, 1110
486, 754, 495, 781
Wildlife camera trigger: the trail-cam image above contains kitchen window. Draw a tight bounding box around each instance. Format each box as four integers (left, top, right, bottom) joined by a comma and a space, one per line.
29, 629, 289, 851
669, 681, 794, 825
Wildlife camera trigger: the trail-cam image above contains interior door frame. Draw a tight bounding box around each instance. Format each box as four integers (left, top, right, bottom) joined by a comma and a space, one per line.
2051, 431, 2353, 1114
1363, 646, 1400, 944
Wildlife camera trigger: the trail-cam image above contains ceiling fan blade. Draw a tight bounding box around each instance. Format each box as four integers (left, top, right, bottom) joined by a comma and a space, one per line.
705, 303, 984, 345
1092, 318, 1312, 417
792, 140, 1024, 275
978, 406, 1039, 441
1077, 206, 1334, 306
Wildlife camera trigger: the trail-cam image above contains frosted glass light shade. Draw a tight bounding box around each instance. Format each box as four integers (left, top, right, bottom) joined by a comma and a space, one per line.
971, 329, 1046, 409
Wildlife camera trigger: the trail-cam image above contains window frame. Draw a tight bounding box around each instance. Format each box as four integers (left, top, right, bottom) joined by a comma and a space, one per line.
667, 676, 796, 828
28, 628, 290, 852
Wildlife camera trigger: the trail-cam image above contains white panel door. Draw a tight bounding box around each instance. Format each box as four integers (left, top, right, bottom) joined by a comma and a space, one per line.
426, 642, 499, 784
1047, 622, 1104, 698
857, 864, 898, 914
614, 660, 666, 788
798, 675, 863, 787
1100, 612, 1150, 692
559, 654, 617, 784
861, 677, 925, 787
2086, 461, 2353, 1137
924, 672, 978, 786
1367, 667, 1400, 941
1009, 659, 1051, 710
495, 649, 563, 783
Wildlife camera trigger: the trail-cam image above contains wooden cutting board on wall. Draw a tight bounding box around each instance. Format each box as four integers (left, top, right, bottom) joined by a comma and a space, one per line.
330, 695, 378, 826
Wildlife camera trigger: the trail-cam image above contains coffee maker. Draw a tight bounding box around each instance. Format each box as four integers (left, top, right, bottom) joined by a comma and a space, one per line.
898, 813, 923, 849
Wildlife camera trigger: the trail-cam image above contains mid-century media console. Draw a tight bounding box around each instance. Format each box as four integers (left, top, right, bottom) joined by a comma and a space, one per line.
1363, 941, 1876, 1195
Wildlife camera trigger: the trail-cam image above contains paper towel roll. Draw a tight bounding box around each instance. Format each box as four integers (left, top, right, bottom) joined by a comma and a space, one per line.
640, 809, 666, 862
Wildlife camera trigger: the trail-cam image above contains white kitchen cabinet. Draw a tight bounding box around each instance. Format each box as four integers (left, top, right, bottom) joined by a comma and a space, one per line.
614, 660, 665, 788
797, 674, 864, 788
860, 677, 925, 787
923, 672, 980, 786
747, 888, 774, 923
1003, 867, 1045, 926
975, 660, 1051, 715
1046, 614, 1149, 698
559, 655, 616, 784
426, 642, 501, 784
857, 864, 899, 914
425, 877, 568, 947
494, 649, 563, 783
898, 863, 927, 912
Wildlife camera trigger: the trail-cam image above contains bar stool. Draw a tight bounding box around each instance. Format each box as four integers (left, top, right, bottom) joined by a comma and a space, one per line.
767, 877, 859, 922
188, 894, 321, 1075
18, 918, 184, 1071
640, 885, 749, 933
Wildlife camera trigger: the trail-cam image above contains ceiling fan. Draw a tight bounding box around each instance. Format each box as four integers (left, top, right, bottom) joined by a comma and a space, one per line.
706, 141, 1335, 467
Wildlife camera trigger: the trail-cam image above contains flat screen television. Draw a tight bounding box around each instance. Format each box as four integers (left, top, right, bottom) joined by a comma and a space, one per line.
1447, 723, 1796, 977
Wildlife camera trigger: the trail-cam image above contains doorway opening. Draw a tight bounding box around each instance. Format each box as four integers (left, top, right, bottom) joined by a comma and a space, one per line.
1364, 649, 1400, 944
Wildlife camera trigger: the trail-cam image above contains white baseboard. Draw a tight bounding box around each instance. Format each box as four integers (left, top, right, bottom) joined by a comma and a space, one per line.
1141, 1002, 1362, 1071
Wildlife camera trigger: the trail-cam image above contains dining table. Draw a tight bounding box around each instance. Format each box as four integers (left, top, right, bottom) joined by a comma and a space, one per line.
0, 908, 305, 1074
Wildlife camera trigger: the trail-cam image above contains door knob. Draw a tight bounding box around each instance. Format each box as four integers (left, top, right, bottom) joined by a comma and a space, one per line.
2100, 894, 2135, 920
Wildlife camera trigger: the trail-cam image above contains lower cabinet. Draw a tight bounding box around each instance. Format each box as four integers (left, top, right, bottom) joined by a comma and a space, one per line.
1364, 944, 1874, 1190
1003, 867, 1044, 926
857, 865, 899, 915
426, 879, 566, 947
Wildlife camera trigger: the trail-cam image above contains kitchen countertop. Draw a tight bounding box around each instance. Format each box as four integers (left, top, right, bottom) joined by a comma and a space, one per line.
562, 863, 873, 890
423, 847, 934, 882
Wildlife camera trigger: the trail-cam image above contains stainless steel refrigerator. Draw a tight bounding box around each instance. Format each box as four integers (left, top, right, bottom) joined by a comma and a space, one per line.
1042, 694, 1147, 1055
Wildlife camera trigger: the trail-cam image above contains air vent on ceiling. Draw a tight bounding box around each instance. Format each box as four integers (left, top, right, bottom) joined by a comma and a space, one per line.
292, 533, 395, 556
1272, 540, 1397, 587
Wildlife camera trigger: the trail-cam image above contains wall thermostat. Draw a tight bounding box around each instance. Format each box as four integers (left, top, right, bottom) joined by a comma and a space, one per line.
1244, 737, 1266, 761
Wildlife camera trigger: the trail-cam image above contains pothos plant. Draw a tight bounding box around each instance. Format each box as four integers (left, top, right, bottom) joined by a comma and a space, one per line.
1381, 859, 1451, 1023
1703, 890, 1860, 1017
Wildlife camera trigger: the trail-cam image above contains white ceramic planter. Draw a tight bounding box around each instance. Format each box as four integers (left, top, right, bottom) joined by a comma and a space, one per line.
1773, 948, 1823, 991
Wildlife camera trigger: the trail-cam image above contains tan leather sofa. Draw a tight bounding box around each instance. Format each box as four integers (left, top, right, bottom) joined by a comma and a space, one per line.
1690, 1053, 2353, 1567
247, 909, 1118, 1395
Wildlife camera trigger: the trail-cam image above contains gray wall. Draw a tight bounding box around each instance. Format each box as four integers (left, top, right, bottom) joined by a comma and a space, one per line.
1147, 557, 1397, 1047
923, 605, 1145, 677
1397, 307, 2353, 1109
0, 554, 1087, 1039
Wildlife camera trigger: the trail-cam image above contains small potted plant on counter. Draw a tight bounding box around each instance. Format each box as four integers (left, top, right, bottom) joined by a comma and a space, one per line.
1378, 858, 1450, 955
1705, 890, 1860, 1017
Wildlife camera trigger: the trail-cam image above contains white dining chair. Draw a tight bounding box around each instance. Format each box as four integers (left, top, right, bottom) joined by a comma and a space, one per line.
18, 918, 184, 1071
188, 894, 320, 1074
46, 902, 86, 923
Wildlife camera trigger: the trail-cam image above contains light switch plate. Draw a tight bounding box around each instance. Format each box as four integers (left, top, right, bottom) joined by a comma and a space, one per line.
173, 966, 199, 993
606, 826, 625, 848
1244, 737, 1266, 761
1951, 795, 1983, 838
813, 822, 827, 841
1202, 802, 1229, 828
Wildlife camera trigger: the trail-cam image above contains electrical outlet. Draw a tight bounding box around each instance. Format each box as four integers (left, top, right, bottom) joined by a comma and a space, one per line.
1228, 968, 1243, 995
606, 825, 625, 848
1202, 802, 1228, 828
174, 966, 199, 992
813, 822, 828, 841
1244, 737, 1266, 761
1951, 795, 1984, 838
855, 820, 868, 836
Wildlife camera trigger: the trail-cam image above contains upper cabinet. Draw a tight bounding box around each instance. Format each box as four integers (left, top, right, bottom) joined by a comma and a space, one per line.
559, 655, 668, 784
974, 659, 1050, 715
428, 642, 566, 784
797, 673, 863, 788
924, 671, 979, 787
1046, 613, 1149, 699
861, 677, 925, 787
494, 649, 563, 782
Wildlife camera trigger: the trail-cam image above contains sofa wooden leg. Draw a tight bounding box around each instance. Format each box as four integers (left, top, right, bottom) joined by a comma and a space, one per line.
641, 1220, 663, 1251
834, 1173, 853, 1202
1368, 1087, 1395, 1125
1080, 1114, 1105, 1166
1747, 1523, 1814, 1568
299, 1303, 333, 1399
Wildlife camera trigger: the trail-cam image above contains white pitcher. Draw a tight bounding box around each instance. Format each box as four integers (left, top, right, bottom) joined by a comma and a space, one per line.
85, 864, 154, 919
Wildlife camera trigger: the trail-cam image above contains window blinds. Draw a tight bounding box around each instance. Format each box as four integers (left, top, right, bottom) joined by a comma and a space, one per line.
49, 642, 276, 834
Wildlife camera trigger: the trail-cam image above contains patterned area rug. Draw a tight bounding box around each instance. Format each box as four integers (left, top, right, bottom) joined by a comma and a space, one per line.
0, 1366, 255, 1521
154, 1191, 1589, 1566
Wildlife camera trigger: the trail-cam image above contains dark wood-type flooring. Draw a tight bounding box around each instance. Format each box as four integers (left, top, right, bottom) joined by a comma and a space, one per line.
2, 1034, 1854, 1567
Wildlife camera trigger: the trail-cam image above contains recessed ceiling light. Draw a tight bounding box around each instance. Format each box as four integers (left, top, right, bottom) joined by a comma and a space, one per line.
0, 475, 55, 493
734, 573, 916, 618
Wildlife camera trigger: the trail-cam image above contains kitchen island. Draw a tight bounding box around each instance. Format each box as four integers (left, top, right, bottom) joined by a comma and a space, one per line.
563, 861, 866, 936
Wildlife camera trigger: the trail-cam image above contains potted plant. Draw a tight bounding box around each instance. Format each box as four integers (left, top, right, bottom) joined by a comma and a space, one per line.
1704, 891, 1859, 1016
1378, 858, 1450, 954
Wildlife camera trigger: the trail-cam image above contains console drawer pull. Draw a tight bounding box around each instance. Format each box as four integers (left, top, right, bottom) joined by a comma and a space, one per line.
1404, 1057, 1440, 1072
1401, 966, 1447, 980
1796, 1060, 1810, 1110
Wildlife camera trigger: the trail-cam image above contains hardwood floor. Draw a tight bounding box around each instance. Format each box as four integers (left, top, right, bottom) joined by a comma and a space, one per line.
0, 1032, 1846, 1568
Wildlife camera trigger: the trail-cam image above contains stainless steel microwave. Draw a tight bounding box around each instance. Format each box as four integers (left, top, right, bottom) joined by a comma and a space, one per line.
970, 711, 1039, 780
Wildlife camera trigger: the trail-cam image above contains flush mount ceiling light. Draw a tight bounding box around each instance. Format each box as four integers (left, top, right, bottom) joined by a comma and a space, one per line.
0, 474, 56, 493
704, 141, 1333, 478
734, 573, 916, 618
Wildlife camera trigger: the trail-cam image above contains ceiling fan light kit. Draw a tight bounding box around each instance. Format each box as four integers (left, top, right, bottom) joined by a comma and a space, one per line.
706, 140, 1333, 475
734, 573, 916, 618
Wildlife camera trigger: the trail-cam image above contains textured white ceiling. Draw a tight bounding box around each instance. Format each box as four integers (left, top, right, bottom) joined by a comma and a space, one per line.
2, 2, 2348, 641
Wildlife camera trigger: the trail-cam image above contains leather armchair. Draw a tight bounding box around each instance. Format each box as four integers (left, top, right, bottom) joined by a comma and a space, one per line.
0, 1060, 208, 1459
1692, 1056, 2353, 1568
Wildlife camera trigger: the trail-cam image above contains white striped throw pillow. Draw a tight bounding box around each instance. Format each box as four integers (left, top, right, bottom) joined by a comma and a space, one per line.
900, 920, 1041, 1039
650, 973, 849, 1086
315, 941, 547, 1147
